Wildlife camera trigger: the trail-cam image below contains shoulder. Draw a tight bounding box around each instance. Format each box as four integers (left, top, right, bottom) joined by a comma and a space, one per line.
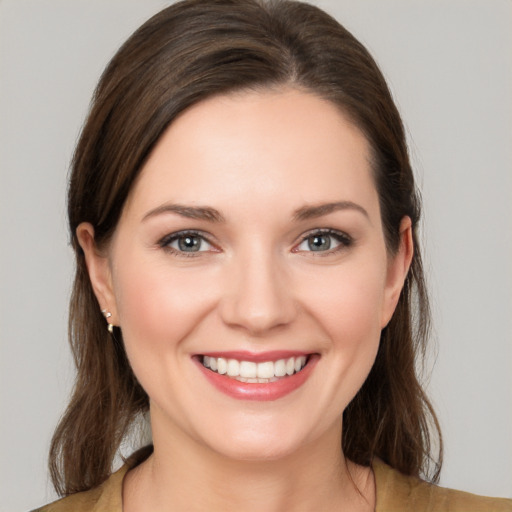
373, 458, 512, 512
31, 465, 128, 512
31, 487, 104, 512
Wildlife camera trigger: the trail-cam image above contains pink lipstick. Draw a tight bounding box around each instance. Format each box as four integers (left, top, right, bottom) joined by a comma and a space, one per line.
194, 351, 318, 401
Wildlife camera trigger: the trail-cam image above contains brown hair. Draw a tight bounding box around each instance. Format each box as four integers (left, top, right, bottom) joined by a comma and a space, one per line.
50, 0, 442, 496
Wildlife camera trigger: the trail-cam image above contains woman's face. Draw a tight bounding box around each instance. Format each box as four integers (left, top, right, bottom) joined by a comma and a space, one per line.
80, 89, 411, 462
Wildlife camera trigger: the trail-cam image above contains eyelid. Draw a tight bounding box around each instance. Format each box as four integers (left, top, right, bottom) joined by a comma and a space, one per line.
158, 229, 219, 256
156, 228, 352, 257
292, 228, 353, 254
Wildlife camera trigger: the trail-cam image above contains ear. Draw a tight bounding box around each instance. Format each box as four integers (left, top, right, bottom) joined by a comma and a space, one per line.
381, 216, 414, 328
76, 222, 118, 325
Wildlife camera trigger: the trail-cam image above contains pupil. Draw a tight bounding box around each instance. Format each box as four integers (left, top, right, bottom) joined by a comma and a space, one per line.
179, 236, 200, 252
309, 235, 330, 251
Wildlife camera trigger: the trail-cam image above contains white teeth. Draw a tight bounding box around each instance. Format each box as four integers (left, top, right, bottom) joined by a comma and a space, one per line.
239, 361, 257, 378
236, 377, 274, 383
286, 357, 295, 376
217, 357, 227, 375
257, 361, 274, 379
274, 359, 287, 377
227, 359, 239, 377
295, 356, 306, 372
202, 355, 308, 380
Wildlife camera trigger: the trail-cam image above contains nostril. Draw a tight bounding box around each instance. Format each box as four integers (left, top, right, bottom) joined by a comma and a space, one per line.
217, 259, 298, 333
219, 297, 297, 334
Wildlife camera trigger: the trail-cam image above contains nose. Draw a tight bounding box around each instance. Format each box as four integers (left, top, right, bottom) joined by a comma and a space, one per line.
219, 248, 297, 335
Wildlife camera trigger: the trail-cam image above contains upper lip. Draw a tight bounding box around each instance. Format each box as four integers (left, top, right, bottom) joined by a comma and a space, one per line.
196, 350, 313, 362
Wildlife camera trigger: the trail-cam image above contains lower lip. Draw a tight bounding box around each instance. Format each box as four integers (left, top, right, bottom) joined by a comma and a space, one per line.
195, 355, 318, 401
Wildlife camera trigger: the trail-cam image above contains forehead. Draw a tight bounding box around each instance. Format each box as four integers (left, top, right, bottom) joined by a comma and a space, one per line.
123, 88, 378, 219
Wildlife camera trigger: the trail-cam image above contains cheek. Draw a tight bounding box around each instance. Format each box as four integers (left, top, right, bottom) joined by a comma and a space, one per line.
287, 259, 387, 428
297, 257, 386, 403
111, 253, 217, 363
301, 259, 388, 344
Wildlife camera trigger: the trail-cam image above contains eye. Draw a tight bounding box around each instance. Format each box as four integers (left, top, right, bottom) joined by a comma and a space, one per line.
159, 231, 215, 255
295, 229, 352, 253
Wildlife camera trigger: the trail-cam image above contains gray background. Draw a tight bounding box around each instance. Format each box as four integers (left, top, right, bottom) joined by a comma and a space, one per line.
0, 0, 511, 510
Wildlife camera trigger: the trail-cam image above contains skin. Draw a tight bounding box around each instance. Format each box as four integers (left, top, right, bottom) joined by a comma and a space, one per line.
78, 88, 413, 511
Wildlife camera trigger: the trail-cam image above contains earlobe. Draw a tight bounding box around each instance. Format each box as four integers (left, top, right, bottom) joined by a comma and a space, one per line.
381, 216, 414, 328
76, 223, 118, 324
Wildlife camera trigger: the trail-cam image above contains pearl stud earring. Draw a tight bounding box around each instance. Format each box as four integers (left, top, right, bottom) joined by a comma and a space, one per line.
101, 309, 114, 333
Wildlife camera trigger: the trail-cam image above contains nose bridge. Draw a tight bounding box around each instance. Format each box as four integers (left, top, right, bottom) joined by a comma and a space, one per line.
220, 241, 295, 334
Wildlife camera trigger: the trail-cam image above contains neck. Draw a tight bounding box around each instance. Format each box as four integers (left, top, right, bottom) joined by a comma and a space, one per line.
123, 413, 374, 512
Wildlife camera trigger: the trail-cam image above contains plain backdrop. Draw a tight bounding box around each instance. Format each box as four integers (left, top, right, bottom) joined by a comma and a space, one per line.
0, 0, 511, 510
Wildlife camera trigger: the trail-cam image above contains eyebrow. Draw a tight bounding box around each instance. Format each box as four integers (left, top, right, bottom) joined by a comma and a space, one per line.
142, 200, 368, 224
292, 201, 369, 221
142, 203, 225, 223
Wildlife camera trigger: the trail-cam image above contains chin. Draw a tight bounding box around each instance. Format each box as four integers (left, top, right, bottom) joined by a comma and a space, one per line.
212, 435, 301, 463
199, 415, 316, 463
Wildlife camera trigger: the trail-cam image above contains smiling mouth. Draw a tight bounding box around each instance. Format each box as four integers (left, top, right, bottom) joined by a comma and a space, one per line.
201, 355, 308, 383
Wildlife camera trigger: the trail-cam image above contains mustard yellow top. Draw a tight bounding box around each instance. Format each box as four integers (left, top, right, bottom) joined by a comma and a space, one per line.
34, 459, 512, 512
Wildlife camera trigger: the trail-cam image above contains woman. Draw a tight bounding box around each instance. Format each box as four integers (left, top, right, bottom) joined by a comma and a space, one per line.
35, 0, 511, 510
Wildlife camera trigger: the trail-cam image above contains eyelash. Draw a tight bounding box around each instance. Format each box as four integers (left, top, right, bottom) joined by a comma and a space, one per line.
157, 228, 353, 258
293, 228, 353, 256
158, 230, 216, 258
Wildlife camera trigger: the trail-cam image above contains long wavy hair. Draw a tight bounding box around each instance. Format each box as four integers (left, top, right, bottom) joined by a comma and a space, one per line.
50, 0, 442, 496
